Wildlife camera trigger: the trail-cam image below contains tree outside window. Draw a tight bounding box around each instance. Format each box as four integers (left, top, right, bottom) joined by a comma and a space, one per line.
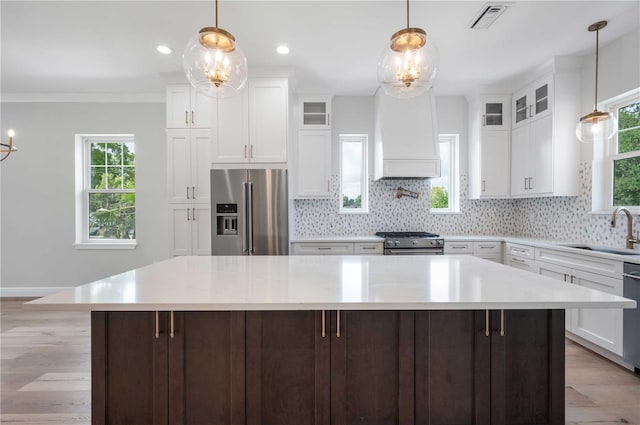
613, 101, 640, 206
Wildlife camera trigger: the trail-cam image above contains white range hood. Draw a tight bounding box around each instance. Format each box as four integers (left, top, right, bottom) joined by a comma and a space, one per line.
374, 89, 440, 180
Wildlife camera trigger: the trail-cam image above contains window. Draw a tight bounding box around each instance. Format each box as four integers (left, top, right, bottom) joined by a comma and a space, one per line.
74, 135, 136, 248
593, 89, 640, 212
339, 134, 368, 213
430, 134, 460, 213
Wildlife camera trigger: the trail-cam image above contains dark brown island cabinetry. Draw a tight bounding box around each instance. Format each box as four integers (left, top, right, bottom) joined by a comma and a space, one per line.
91, 309, 564, 425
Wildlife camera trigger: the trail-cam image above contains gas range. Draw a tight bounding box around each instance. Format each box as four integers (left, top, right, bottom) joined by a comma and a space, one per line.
375, 232, 444, 255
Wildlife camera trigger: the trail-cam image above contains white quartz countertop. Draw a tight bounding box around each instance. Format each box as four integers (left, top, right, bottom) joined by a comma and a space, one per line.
290, 236, 384, 243
28, 255, 636, 311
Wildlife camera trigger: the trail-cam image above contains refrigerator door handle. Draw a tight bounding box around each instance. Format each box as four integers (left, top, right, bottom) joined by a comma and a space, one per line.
246, 181, 254, 254
241, 182, 248, 254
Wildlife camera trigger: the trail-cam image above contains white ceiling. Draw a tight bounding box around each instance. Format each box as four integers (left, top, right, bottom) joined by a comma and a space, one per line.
1, 1, 639, 98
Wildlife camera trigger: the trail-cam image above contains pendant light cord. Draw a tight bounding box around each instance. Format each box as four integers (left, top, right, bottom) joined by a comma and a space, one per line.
594, 27, 599, 111
406, 0, 410, 28
215, 0, 218, 28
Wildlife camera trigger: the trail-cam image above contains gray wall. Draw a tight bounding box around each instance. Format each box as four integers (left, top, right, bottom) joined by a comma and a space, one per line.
1, 102, 169, 292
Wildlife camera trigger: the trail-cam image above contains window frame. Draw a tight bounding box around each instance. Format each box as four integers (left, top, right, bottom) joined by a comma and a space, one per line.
74, 134, 137, 249
592, 88, 640, 214
430, 134, 460, 213
338, 134, 369, 214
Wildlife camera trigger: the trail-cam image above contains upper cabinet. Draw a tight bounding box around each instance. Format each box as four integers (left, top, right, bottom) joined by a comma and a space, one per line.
510, 70, 580, 197
209, 78, 289, 164
166, 85, 214, 129
512, 75, 553, 129
166, 130, 212, 204
469, 95, 511, 199
298, 95, 332, 130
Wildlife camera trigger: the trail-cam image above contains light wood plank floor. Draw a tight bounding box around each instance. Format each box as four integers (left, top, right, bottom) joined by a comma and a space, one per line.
1, 299, 639, 424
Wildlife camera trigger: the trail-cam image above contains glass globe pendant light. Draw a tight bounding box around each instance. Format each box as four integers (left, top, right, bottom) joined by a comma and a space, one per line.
576, 21, 617, 143
183, 0, 248, 98
377, 0, 438, 99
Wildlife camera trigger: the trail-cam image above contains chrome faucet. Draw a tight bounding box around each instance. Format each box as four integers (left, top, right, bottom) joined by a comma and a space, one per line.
611, 207, 639, 250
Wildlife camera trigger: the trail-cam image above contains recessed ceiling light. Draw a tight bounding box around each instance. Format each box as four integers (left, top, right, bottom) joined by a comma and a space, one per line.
277, 45, 290, 55
156, 45, 172, 55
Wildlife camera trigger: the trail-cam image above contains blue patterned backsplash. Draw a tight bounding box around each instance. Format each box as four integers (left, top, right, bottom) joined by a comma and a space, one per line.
293, 162, 639, 249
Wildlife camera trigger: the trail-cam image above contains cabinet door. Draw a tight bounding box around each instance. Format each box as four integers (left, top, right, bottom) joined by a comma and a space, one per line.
167, 85, 190, 129
170, 206, 192, 256
167, 132, 191, 203
482, 97, 510, 131
529, 114, 553, 195
505, 255, 539, 273
190, 90, 214, 129
190, 130, 212, 204
415, 311, 490, 424
214, 87, 249, 163
571, 270, 623, 356
538, 262, 573, 331
511, 87, 530, 129
296, 130, 332, 197
191, 205, 211, 256
530, 75, 553, 121
331, 311, 415, 425
169, 312, 245, 425
510, 125, 529, 196
490, 310, 564, 425
249, 79, 288, 163
246, 311, 330, 425
480, 129, 510, 197
299, 96, 331, 130
92, 312, 168, 425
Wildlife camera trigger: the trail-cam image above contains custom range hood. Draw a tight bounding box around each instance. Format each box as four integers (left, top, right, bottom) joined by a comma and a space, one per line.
374, 89, 440, 179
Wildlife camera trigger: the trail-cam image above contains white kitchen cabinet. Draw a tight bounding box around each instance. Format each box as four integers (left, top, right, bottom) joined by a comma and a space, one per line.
167, 130, 211, 204
169, 205, 211, 256
166, 85, 214, 129
291, 242, 354, 255
537, 256, 623, 356
444, 240, 503, 263
248, 78, 288, 163
444, 241, 473, 254
509, 69, 580, 198
468, 95, 510, 199
295, 130, 332, 198
354, 242, 384, 255
504, 242, 538, 272
298, 95, 332, 130
211, 86, 249, 163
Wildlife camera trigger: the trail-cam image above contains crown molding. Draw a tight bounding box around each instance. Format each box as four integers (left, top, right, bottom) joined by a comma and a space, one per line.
1, 92, 164, 103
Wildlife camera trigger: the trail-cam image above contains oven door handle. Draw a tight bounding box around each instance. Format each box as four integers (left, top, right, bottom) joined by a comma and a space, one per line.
385, 249, 443, 255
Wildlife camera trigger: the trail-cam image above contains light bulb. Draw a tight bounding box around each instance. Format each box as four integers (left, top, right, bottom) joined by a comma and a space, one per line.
591, 122, 601, 134
7, 129, 15, 138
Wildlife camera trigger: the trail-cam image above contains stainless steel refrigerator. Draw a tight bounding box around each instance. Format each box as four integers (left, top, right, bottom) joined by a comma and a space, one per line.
211, 169, 288, 255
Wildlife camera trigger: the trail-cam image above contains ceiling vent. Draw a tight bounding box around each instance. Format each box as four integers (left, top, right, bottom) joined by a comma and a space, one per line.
469, 4, 509, 29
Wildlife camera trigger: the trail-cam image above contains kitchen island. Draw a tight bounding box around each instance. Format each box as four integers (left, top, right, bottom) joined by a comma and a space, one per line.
29, 255, 636, 425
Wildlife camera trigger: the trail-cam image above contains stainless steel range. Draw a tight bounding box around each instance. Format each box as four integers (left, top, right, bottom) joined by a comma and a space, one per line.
375, 232, 444, 255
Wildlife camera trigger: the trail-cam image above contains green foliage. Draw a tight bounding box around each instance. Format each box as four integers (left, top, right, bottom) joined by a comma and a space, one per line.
614, 102, 640, 206
89, 142, 136, 239
430, 186, 449, 209
342, 195, 362, 208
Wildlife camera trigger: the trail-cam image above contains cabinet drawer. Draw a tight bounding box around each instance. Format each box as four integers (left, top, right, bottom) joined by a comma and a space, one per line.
444, 242, 473, 254
505, 243, 535, 259
505, 255, 539, 273
473, 241, 501, 254
354, 243, 383, 255
474, 253, 502, 263
535, 248, 623, 280
292, 242, 354, 255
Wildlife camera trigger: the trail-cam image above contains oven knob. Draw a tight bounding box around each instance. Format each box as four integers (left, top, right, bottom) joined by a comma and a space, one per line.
430, 240, 435, 246
394, 240, 400, 246
386, 240, 393, 246
412, 239, 418, 245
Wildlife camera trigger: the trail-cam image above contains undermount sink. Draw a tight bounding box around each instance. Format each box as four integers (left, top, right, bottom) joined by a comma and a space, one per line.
558, 244, 640, 256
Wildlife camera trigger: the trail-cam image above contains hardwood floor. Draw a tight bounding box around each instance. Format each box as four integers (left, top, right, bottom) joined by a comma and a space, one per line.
1, 299, 639, 425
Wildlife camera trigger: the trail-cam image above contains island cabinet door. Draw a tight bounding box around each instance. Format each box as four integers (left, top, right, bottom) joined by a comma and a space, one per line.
245, 311, 331, 425
489, 309, 565, 425
168, 312, 246, 425
414, 311, 491, 425
330, 310, 416, 425
92, 311, 169, 425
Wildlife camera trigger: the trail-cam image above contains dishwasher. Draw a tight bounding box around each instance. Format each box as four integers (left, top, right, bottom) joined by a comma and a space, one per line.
623, 262, 640, 374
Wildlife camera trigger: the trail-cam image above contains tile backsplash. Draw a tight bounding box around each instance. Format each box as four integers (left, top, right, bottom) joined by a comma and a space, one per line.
293, 162, 639, 249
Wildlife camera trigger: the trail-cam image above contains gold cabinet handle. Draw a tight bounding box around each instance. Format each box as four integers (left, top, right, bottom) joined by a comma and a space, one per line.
570, 275, 576, 284
186, 186, 190, 200
186, 209, 190, 221
482, 180, 486, 192
485, 310, 490, 337
244, 144, 248, 159
336, 310, 341, 338
500, 310, 505, 337
155, 311, 160, 338
528, 177, 533, 190
482, 114, 486, 126
563, 273, 569, 282
327, 113, 330, 126
191, 110, 195, 124
327, 180, 330, 192
185, 111, 188, 125
170, 311, 175, 338
192, 186, 196, 199
250, 144, 254, 159
321, 310, 326, 338
192, 208, 196, 221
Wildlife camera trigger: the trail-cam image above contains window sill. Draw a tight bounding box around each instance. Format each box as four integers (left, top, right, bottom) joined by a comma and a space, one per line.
74, 241, 137, 250
590, 208, 640, 216
430, 210, 462, 215
339, 210, 370, 215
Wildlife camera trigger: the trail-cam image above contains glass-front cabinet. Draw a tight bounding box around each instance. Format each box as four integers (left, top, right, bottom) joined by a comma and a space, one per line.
482, 96, 511, 131
512, 74, 553, 129
298, 95, 332, 130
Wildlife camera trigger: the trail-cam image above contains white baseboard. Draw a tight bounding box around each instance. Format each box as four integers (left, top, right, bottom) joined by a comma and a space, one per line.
0, 287, 72, 298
